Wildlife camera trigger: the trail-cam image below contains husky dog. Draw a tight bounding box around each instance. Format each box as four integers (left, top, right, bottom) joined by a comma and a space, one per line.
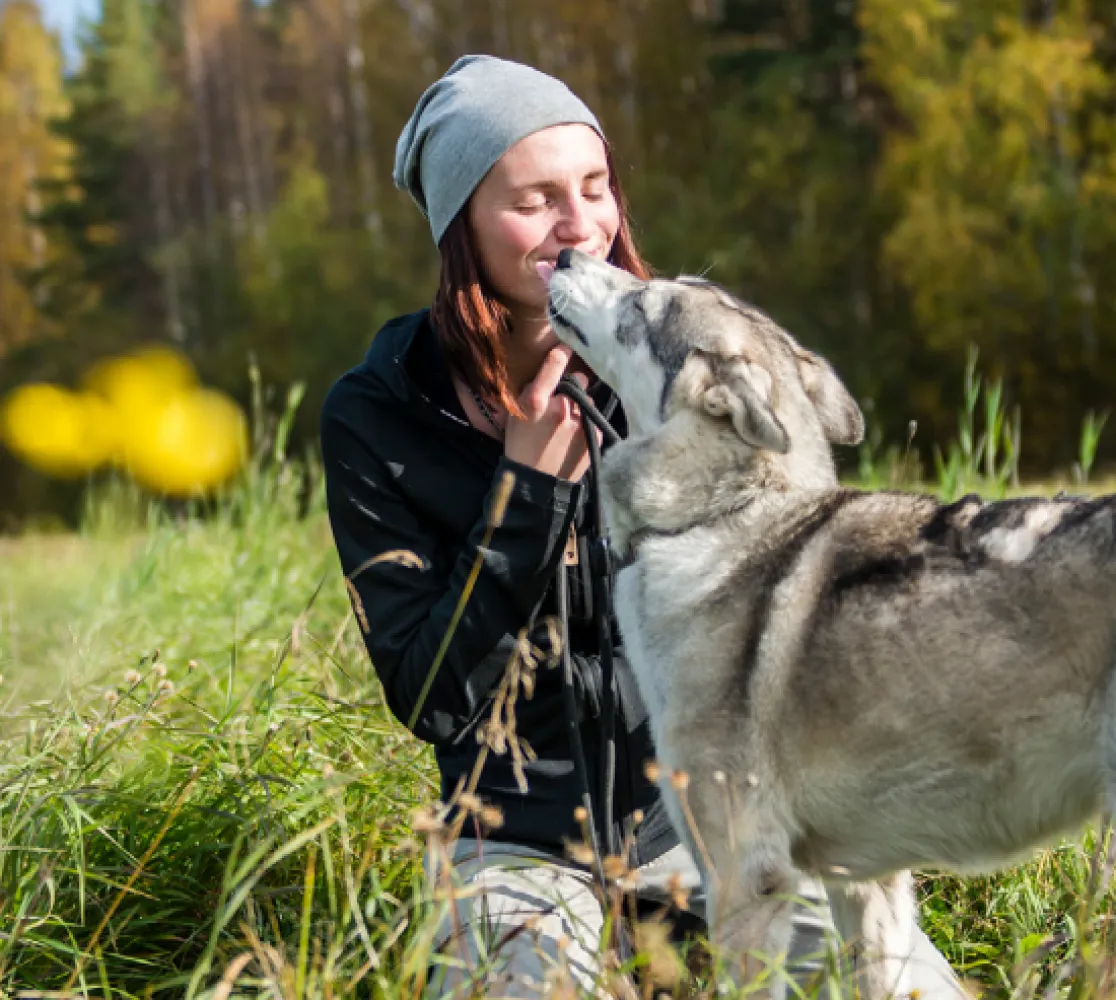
546, 247, 1115, 998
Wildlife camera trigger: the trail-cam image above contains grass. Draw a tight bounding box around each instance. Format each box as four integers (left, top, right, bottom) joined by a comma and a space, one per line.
0, 457, 439, 997
1, 363, 1115, 998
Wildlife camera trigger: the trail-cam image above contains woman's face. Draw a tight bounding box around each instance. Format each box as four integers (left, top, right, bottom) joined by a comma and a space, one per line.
467, 123, 620, 318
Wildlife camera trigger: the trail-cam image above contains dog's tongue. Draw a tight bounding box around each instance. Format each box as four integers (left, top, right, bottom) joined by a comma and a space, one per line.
535, 260, 556, 286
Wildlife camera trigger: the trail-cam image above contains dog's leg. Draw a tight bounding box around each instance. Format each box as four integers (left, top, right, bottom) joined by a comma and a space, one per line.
658, 772, 796, 999
825, 872, 916, 1000
706, 848, 797, 1000
1096, 674, 1116, 897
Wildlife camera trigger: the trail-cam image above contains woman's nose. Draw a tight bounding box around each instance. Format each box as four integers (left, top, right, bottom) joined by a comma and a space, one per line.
554, 194, 595, 243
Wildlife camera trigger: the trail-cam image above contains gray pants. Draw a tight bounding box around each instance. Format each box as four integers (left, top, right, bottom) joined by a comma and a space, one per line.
423, 839, 966, 999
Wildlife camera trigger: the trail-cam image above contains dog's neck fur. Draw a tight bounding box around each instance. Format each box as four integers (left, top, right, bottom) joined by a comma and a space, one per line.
602, 408, 838, 560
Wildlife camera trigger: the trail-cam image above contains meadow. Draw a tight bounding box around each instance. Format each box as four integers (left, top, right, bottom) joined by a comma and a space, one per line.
2, 363, 1115, 999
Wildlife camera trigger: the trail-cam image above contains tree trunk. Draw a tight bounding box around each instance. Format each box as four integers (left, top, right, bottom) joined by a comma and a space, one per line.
150, 137, 185, 344
182, 0, 218, 241
225, 7, 264, 239
182, 0, 221, 331
327, 84, 353, 226
340, 0, 381, 235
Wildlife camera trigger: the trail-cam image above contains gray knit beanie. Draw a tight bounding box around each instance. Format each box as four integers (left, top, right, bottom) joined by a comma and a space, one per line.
393, 55, 605, 245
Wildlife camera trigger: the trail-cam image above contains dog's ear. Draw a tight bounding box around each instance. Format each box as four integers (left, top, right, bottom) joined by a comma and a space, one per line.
702, 361, 790, 454
793, 345, 864, 446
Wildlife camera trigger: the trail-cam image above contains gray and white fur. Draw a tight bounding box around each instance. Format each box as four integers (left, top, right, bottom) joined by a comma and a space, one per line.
547, 248, 1116, 998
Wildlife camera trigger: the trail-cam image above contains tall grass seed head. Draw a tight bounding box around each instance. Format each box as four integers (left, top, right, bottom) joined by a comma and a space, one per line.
412, 805, 443, 834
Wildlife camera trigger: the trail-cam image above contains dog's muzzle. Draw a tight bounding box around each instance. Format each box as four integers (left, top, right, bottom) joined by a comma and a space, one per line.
548, 250, 588, 345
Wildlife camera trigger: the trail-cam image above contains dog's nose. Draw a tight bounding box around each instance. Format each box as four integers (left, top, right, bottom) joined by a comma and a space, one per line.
556, 248, 575, 270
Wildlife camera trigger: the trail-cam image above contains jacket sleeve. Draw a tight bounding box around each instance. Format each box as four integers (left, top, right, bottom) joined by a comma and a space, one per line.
321, 386, 580, 746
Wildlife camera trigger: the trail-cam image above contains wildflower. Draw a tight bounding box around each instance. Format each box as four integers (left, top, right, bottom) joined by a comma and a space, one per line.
157, 679, 174, 695
188, 659, 199, 672
412, 805, 443, 834
152, 663, 168, 680
124, 670, 142, 685
457, 792, 483, 814
669, 769, 690, 791
480, 805, 504, 829
564, 840, 596, 866
103, 690, 120, 707
666, 873, 690, 912
603, 855, 629, 881
644, 760, 661, 783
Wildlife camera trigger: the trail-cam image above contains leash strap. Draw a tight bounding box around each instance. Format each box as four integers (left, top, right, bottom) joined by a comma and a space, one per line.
554, 377, 621, 446
554, 376, 623, 887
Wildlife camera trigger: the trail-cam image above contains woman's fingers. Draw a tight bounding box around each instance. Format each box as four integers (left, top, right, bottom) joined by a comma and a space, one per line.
505, 346, 603, 481
519, 346, 573, 419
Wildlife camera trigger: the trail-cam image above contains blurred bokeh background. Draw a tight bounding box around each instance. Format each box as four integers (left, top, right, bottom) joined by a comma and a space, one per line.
4, 0, 1116, 528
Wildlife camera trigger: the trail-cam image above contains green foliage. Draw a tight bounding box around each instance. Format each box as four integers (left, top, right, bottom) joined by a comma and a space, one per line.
0, 1, 73, 352
930, 347, 1023, 500
1073, 410, 1109, 485
0, 449, 438, 996
11, 0, 1116, 526
3, 402, 1116, 995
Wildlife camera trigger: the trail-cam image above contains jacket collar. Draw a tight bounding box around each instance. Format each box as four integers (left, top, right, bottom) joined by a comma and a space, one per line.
361, 308, 430, 402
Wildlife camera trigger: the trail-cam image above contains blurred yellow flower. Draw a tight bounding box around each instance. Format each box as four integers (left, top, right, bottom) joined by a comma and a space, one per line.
0, 384, 113, 478
83, 346, 198, 466
125, 388, 248, 497
1, 346, 249, 496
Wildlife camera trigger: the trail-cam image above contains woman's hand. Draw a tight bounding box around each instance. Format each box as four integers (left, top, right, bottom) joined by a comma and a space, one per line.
505, 346, 599, 482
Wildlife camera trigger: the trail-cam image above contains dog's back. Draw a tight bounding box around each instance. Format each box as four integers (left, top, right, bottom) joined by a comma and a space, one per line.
768, 490, 1116, 879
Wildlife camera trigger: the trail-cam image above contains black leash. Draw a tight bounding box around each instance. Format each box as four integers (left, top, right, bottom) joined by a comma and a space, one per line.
554, 376, 623, 893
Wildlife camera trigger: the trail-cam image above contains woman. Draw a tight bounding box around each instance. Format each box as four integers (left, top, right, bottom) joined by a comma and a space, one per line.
321, 54, 963, 998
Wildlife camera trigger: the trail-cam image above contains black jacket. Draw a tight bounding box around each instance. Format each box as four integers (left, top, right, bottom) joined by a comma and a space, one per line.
321, 309, 677, 863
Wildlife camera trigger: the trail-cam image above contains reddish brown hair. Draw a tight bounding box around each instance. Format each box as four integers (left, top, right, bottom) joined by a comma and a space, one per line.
430, 145, 652, 416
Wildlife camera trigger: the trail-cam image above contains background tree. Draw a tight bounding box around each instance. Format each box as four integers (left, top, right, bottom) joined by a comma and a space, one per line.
0, 0, 72, 356
7, 0, 1116, 526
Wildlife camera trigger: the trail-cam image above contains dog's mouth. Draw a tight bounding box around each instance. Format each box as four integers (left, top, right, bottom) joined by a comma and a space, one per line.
547, 300, 588, 346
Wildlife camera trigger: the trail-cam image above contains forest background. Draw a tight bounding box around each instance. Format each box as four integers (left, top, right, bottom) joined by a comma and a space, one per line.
3, 0, 1116, 526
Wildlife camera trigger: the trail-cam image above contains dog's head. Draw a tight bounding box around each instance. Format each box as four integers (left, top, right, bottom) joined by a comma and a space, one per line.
547, 249, 863, 463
